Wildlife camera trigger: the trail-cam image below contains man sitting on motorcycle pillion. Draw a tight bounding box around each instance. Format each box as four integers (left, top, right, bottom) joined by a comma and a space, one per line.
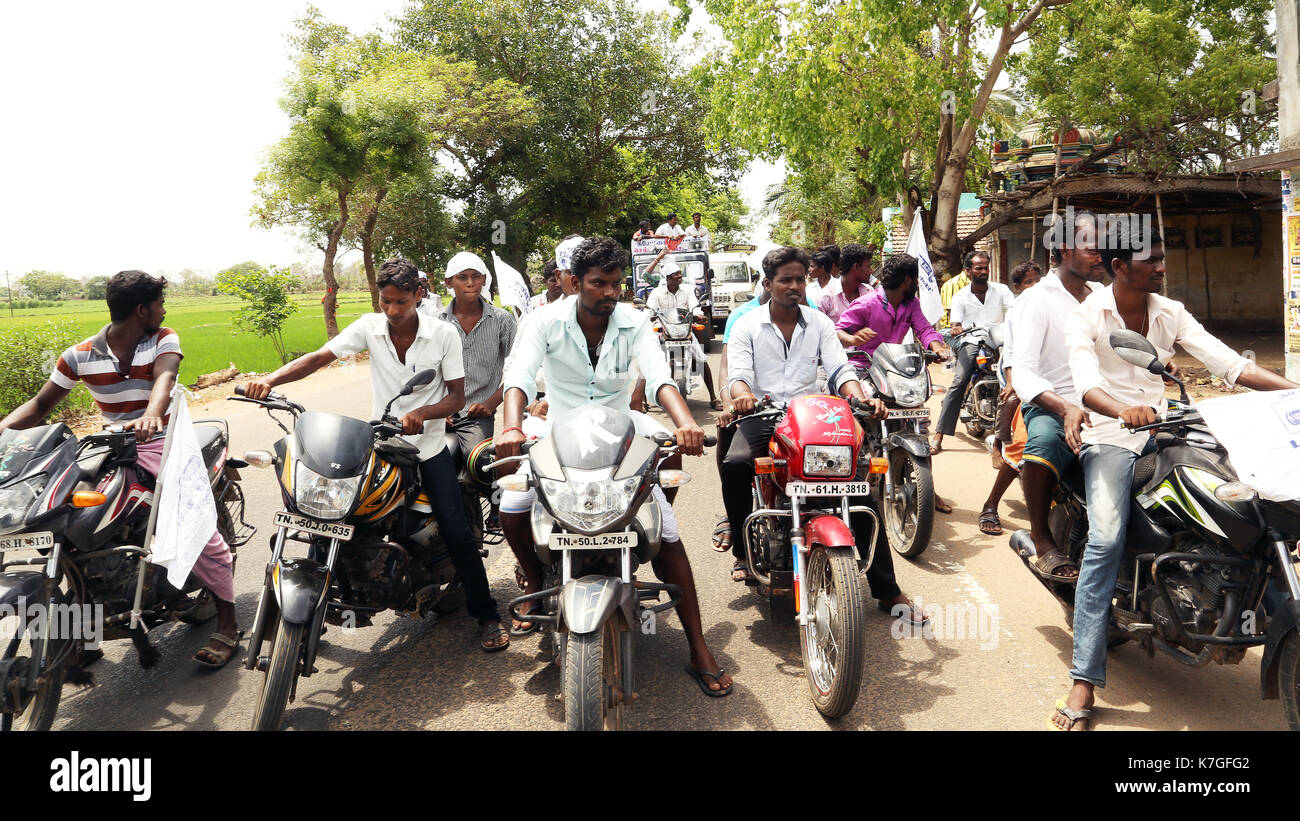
1050, 232, 1298, 731
722, 246, 929, 627
0, 270, 241, 666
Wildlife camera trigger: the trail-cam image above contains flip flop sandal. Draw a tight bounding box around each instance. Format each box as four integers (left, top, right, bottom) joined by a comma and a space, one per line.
1049, 699, 1092, 731
193, 630, 243, 668
711, 521, 731, 552
684, 665, 732, 697
510, 607, 542, 636
1032, 549, 1079, 581
710, 399, 724, 411
978, 510, 1003, 535
929, 442, 943, 455
879, 600, 930, 627
731, 561, 756, 584
480, 621, 511, 652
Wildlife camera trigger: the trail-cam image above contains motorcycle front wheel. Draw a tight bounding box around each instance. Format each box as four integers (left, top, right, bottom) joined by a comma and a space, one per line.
1278, 630, 1300, 731
800, 546, 866, 719
252, 619, 304, 731
0, 616, 63, 732
562, 619, 624, 731
882, 449, 934, 558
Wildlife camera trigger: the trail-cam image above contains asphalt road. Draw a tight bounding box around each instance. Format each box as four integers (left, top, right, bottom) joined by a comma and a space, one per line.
49, 345, 1293, 731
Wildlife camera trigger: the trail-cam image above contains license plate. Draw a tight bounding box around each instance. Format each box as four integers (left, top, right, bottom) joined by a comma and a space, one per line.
786, 482, 871, 497
666, 341, 690, 348
887, 408, 930, 419
548, 532, 635, 550
274, 511, 354, 541
0, 531, 54, 551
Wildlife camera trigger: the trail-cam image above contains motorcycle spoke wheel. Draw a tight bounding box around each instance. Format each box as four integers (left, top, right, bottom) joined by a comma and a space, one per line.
800, 547, 865, 719
883, 450, 934, 558
0, 612, 64, 732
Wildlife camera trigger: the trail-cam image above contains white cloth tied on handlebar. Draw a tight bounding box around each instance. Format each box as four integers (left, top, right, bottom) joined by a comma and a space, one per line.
1196, 388, 1300, 502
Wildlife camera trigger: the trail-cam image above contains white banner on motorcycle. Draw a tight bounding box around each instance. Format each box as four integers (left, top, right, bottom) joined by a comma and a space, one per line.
904, 210, 943, 325
1196, 388, 1300, 502
150, 391, 217, 589
492, 252, 533, 315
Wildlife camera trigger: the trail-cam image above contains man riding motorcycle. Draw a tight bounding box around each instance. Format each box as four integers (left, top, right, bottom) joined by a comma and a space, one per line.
645, 249, 722, 410
1051, 232, 1299, 731
723, 246, 928, 626
495, 235, 733, 697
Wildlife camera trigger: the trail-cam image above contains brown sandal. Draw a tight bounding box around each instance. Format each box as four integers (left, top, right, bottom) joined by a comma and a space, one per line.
193, 631, 241, 668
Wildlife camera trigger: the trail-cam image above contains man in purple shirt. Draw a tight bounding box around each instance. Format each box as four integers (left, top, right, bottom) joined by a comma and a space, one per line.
835, 253, 954, 514
817, 242, 875, 320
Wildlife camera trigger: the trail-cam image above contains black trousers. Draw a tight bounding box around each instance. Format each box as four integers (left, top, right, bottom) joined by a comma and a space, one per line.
936, 343, 979, 436
718, 416, 901, 602
418, 448, 499, 623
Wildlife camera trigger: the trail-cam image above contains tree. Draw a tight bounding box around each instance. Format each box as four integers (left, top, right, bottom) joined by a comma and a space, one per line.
20, 271, 78, 301
216, 264, 301, 364
83, 275, 110, 301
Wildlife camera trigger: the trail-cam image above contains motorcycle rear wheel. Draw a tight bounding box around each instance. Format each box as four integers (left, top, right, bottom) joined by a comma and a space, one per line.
562, 619, 624, 731
1279, 630, 1300, 731
883, 450, 934, 558
252, 619, 304, 731
800, 546, 866, 719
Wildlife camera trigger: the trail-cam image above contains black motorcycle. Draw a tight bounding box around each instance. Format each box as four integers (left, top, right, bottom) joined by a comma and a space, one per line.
1010, 329, 1300, 729
0, 416, 252, 731
233, 371, 472, 731
952, 323, 1005, 439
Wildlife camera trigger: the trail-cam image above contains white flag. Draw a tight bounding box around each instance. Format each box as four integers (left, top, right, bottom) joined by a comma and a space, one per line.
150, 393, 216, 590
492, 252, 533, 314
905, 210, 943, 324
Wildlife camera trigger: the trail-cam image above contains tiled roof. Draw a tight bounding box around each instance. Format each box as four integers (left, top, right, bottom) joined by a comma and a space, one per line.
889, 210, 992, 254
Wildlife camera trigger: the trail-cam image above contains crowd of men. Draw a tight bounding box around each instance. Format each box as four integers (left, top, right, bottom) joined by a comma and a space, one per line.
2, 208, 1290, 726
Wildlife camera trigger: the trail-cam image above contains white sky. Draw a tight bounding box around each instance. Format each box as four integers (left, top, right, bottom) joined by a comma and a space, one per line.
0, 0, 781, 280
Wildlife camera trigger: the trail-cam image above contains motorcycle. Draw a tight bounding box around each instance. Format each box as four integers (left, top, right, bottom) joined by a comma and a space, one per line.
649, 306, 705, 400
722, 392, 884, 718
445, 412, 506, 550
1010, 329, 1300, 729
857, 343, 942, 558
0, 414, 253, 731
233, 371, 471, 731
495, 404, 712, 730
952, 323, 1006, 439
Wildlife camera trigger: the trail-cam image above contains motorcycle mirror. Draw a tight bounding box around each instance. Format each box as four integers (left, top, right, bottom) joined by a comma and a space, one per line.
1108, 329, 1163, 375
400, 369, 437, 396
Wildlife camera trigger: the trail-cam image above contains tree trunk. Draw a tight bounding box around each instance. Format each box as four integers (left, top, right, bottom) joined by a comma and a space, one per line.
360, 188, 388, 312
321, 188, 350, 339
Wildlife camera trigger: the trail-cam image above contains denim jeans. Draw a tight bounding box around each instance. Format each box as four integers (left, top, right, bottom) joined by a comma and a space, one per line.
1070, 437, 1156, 687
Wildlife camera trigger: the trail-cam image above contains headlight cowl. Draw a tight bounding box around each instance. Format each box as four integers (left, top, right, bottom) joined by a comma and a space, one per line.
803, 446, 853, 478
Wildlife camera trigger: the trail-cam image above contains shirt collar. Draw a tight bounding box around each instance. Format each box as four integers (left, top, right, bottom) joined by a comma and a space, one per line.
758, 301, 808, 328
1094, 284, 1177, 321
90, 324, 113, 358
435, 295, 494, 319
377, 309, 439, 340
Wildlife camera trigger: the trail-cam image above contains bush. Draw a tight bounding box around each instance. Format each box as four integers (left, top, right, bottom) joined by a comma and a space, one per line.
0, 321, 97, 423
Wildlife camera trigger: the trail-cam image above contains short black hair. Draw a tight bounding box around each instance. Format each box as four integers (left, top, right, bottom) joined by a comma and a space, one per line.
1049, 210, 1098, 264
692, 212, 702, 218
810, 250, 834, 271
638, 219, 651, 231
377, 258, 420, 293
879, 254, 919, 291
571, 236, 627, 281
541, 259, 558, 282
817, 244, 841, 269
761, 246, 810, 280
963, 249, 990, 269
1010, 260, 1043, 288
106, 270, 167, 321
840, 243, 871, 273
666, 212, 677, 220
1100, 231, 1163, 275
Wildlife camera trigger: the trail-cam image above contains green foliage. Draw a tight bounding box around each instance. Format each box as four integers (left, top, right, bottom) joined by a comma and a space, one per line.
83, 276, 110, 301
0, 321, 96, 421
20, 271, 78, 301
216, 264, 301, 364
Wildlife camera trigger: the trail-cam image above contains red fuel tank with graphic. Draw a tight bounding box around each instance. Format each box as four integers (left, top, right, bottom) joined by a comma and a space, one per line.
768, 395, 864, 485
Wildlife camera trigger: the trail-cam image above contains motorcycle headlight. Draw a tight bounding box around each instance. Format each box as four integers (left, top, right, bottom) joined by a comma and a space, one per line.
0, 475, 47, 535
886, 372, 927, 408
294, 462, 362, 521
803, 446, 853, 477
538, 468, 641, 532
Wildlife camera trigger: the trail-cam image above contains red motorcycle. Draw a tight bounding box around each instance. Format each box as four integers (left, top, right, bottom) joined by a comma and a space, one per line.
726, 394, 885, 717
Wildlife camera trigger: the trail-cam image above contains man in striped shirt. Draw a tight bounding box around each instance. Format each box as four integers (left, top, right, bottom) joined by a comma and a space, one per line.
0, 271, 240, 666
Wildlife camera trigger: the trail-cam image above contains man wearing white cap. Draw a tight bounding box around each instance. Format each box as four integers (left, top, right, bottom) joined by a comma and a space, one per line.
645, 249, 722, 410
417, 272, 443, 316
436, 252, 516, 525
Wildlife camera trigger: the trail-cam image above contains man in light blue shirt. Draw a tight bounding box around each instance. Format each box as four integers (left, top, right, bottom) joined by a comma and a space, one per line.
496, 236, 732, 696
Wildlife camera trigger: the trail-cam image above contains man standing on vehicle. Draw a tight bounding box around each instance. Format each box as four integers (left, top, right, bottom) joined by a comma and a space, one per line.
931, 250, 1014, 454
243, 259, 511, 653
0, 271, 240, 667
817, 242, 874, 321
1010, 212, 1106, 581
657, 213, 686, 238
1052, 232, 1298, 731
685, 212, 711, 247
724, 247, 929, 626
495, 236, 734, 696
646, 250, 722, 410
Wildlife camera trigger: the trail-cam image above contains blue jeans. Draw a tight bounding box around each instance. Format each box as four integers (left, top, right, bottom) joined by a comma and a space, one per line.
1070, 437, 1156, 687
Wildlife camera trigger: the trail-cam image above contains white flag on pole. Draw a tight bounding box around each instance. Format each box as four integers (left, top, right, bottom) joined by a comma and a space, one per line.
492, 252, 533, 314
905, 210, 943, 324
150, 393, 216, 590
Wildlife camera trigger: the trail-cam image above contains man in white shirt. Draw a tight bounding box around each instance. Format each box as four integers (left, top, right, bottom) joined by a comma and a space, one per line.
417, 273, 444, 315
645, 252, 722, 409
932, 251, 1014, 452
495, 236, 733, 695
527, 260, 562, 311
1051, 235, 1297, 730
1010, 214, 1105, 580
685, 211, 711, 246
243, 259, 510, 651
656, 213, 686, 238
806, 248, 836, 306
724, 247, 929, 625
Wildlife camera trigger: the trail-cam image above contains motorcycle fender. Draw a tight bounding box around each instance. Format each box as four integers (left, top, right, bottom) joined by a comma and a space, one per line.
0, 571, 45, 608
805, 513, 854, 549
1260, 597, 1300, 700
887, 432, 930, 460
273, 559, 329, 626
558, 577, 635, 636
